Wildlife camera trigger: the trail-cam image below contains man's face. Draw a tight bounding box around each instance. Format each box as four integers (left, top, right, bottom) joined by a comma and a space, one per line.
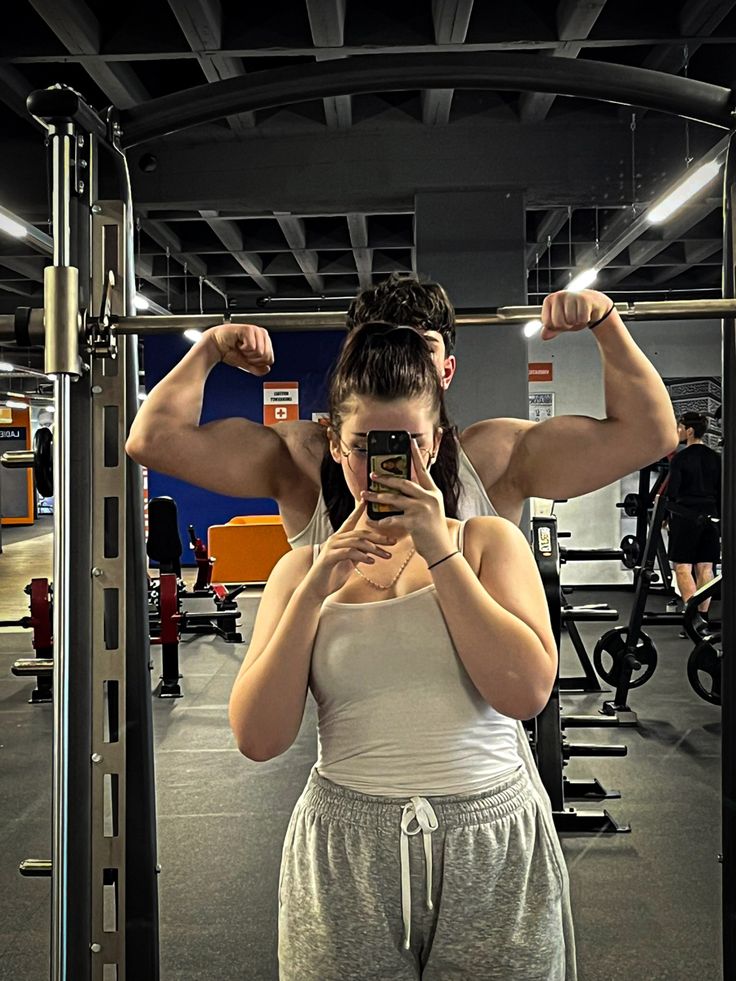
678, 422, 693, 443
421, 330, 456, 390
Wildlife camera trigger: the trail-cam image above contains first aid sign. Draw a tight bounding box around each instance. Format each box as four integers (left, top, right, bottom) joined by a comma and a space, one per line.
263, 381, 299, 426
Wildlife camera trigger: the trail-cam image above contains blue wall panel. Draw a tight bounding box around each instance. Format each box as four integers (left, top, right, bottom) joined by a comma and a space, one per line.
143, 329, 344, 564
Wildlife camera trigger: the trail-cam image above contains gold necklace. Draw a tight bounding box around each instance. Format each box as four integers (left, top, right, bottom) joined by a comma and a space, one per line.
354, 547, 416, 591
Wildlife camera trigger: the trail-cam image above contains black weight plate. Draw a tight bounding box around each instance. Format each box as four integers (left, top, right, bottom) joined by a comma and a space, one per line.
593, 626, 658, 689
33, 427, 53, 498
622, 492, 640, 518
687, 640, 722, 706
619, 534, 641, 569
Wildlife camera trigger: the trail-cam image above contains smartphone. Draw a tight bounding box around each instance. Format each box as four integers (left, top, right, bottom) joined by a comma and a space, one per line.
367, 430, 411, 520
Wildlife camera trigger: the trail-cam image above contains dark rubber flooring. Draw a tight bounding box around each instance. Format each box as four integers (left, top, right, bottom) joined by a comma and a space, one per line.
0, 577, 723, 981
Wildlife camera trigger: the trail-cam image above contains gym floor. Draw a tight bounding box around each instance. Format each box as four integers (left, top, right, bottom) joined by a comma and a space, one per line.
0, 521, 721, 981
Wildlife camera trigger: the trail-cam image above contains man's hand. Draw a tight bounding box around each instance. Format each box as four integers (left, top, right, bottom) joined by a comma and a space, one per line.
540, 289, 613, 341
204, 322, 274, 375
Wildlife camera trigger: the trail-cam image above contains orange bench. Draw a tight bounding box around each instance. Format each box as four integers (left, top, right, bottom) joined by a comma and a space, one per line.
208, 515, 291, 584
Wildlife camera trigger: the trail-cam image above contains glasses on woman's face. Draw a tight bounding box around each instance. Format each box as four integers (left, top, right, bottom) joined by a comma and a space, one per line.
334, 435, 435, 475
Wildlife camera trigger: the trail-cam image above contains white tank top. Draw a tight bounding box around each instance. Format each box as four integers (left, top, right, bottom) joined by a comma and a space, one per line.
287, 442, 497, 549
309, 522, 521, 796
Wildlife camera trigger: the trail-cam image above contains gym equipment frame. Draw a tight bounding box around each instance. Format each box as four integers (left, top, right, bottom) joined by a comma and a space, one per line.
0, 53, 733, 981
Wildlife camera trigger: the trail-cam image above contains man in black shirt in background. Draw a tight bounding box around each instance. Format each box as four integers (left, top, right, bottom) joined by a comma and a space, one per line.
666, 411, 721, 619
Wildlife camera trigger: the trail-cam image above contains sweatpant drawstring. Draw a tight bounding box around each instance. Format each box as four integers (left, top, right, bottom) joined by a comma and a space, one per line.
399, 797, 439, 950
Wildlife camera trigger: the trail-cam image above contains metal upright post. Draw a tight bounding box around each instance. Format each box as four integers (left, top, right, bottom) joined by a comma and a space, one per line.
46, 119, 83, 981
722, 131, 736, 981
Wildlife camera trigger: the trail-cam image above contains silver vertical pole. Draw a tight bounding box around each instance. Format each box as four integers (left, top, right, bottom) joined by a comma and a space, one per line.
49, 124, 77, 981
721, 131, 736, 981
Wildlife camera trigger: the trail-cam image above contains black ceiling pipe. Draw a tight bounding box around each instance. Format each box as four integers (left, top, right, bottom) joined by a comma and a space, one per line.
118, 52, 736, 148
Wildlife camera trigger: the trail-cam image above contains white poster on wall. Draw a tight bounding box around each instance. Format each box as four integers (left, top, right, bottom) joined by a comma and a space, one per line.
529, 392, 555, 423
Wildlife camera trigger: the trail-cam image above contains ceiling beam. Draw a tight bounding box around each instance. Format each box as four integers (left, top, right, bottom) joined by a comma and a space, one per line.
167, 0, 255, 135
13, 37, 736, 63
643, 0, 736, 72
306, 0, 351, 129
274, 212, 325, 292
646, 241, 722, 284
199, 210, 275, 293
138, 216, 208, 278
422, 0, 474, 125
347, 213, 372, 289
135, 255, 183, 299
519, 0, 607, 124
0, 281, 37, 297
128, 119, 691, 214
27, 0, 149, 109
0, 255, 46, 282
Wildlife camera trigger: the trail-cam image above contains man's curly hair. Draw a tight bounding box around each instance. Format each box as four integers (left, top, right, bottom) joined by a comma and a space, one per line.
345, 273, 456, 355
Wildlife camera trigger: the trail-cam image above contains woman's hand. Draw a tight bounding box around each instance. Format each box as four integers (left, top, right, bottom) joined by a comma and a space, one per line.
204, 322, 275, 375
361, 439, 454, 564
301, 501, 397, 602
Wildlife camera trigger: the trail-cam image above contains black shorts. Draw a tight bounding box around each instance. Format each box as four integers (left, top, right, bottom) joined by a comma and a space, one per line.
667, 514, 721, 565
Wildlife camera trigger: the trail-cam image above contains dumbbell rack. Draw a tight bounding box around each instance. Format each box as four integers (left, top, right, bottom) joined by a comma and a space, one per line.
531, 516, 630, 834
617, 460, 674, 595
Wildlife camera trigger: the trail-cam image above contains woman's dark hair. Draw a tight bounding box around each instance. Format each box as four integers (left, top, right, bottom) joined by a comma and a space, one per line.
321, 322, 460, 530
679, 412, 709, 439
345, 273, 456, 356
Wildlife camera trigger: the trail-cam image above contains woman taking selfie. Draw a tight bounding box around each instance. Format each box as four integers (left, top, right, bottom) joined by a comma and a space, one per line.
229, 323, 576, 980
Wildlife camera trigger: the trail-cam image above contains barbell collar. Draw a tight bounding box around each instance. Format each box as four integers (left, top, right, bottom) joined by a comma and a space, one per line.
44, 266, 81, 377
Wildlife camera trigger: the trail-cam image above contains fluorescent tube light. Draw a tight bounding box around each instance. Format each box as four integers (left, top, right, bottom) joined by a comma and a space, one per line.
523, 319, 543, 338
648, 159, 722, 223
184, 329, 203, 344
567, 268, 598, 291
0, 213, 28, 239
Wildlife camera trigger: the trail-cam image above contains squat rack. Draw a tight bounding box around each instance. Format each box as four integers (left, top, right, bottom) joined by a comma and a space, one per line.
1, 54, 733, 981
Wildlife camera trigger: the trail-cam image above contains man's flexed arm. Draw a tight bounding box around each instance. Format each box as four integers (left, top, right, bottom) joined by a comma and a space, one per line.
125, 323, 319, 501
504, 290, 679, 502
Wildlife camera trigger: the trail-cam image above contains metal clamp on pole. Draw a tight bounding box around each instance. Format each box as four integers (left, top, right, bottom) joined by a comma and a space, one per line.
44, 266, 81, 378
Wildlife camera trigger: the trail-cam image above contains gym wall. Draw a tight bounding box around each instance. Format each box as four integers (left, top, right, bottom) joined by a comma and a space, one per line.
142, 330, 344, 562
526, 317, 722, 585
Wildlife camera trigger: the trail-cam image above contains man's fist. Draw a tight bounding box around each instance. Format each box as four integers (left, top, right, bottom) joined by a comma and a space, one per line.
205, 322, 274, 375
540, 290, 614, 341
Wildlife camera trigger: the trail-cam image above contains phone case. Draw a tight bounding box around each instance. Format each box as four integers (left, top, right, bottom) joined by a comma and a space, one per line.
367, 431, 411, 520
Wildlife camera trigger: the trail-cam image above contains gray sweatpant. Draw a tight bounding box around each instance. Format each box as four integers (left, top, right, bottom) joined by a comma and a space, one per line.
278, 765, 577, 980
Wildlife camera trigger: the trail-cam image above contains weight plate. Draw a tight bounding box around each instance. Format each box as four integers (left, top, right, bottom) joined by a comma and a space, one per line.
593, 626, 658, 689
687, 639, 722, 706
619, 534, 641, 569
622, 492, 640, 518
33, 427, 53, 498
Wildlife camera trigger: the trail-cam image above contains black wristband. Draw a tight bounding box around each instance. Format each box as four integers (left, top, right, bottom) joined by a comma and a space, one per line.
427, 549, 461, 571
587, 303, 616, 330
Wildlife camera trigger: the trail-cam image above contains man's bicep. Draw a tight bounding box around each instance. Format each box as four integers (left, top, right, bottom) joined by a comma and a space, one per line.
509, 415, 664, 500
154, 417, 307, 500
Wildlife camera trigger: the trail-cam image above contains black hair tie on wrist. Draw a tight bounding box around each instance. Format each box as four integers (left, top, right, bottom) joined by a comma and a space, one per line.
427, 549, 460, 571
587, 303, 616, 330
